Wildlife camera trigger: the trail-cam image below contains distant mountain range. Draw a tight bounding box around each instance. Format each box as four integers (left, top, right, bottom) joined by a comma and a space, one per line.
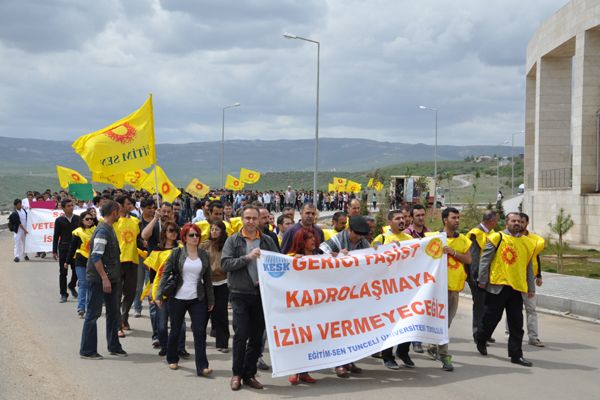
0, 136, 521, 186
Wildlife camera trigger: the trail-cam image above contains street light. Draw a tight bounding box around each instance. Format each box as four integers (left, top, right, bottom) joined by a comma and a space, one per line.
511, 131, 524, 195
221, 102, 240, 188
283, 32, 320, 206
496, 140, 510, 197
418, 105, 438, 213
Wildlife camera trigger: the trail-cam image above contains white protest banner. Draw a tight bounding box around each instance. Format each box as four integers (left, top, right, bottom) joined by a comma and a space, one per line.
25, 208, 86, 253
258, 234, 448, 377
25, 208, 63, 253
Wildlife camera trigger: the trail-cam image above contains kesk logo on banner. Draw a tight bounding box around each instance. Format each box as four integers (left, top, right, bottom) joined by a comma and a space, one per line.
25, 208, 85, 253
258, 234, 448, 377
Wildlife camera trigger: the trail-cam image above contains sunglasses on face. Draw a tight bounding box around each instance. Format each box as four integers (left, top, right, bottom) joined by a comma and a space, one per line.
83, 218, 93, 221
187, 233, 200, 238
166, 229, 177, 233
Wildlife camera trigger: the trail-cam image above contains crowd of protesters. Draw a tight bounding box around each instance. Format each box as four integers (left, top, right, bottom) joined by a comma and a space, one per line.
8, 184, 545, 390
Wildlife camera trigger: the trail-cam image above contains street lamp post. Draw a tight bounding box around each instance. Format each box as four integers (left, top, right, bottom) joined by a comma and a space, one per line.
284, 32, 320, 206
511, 131, 524, 195
221, 102, 240, 188
418, 105, 438, 214
496, 140, 510, 197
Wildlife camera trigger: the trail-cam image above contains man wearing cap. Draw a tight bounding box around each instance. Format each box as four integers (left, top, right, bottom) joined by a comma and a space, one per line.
320, 215, 371, 256
319, 215, 371, 378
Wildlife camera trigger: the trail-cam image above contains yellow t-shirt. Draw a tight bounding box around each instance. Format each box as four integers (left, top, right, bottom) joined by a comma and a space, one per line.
72, 226, 95, 259
426, 232, 472, 291
372, 231, 413, 246
113, 215, 141, 263
488, 232, 535, 293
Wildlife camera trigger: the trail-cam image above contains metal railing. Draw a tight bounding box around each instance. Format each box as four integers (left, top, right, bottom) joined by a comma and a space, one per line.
539, 167, 572, 189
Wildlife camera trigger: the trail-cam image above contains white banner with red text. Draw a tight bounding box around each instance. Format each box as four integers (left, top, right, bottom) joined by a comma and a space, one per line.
25, 208, 85, 253
258, 234, 448, 377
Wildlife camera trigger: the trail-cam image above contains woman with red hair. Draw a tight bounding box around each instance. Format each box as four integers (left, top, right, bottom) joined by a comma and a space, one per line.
156, 223, 215, 376
287, 227, 322, 385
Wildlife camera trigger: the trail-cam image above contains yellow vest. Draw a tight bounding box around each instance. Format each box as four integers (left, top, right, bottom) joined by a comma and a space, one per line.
487, 232, 535, 293
114, 215, 140, 263
372, 231, 413, 246
323, 228, 342, 241
144, 246, 181, 300
72, 226, 95, 259
196, 217, 243, 242
525, 232, 545, 276
195, 220, 211, 243
426, 232, 472, 291
467, 226, 495, 255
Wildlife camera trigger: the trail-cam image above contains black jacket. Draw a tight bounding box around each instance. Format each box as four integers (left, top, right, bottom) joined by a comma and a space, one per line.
157, 247, 214, 305
8, 210, 25, 233
53, 215, 80, 253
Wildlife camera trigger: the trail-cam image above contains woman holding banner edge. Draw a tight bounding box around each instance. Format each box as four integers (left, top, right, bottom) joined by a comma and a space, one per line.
286, 227, 323, 385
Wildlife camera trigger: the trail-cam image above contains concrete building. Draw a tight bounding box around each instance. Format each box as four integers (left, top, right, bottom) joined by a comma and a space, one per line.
524, 0, 600, 245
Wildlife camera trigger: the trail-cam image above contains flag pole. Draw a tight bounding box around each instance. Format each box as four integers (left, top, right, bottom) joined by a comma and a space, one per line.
149, 93, 162, 230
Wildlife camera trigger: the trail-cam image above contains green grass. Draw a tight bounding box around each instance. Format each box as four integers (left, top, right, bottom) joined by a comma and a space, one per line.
541, 243, 600, 279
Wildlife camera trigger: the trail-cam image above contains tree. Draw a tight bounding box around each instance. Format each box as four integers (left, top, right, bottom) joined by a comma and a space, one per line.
548, 208, 575, 274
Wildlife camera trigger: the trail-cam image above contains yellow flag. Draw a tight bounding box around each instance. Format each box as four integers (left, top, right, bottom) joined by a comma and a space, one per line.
240, 168, 261, 184
328, 183, 335, 192
373, 180, 384, 191
333, 177, 347, 187
92, 171, 125, 188
367, 178, 374, 188
72, 96, 156, 175
124, 170, 148, 189
225, 175, 244, 191
141, 166, 181, 203
346, 180, 362, 193
56, 166, 88, 189
186, 178, 210, 198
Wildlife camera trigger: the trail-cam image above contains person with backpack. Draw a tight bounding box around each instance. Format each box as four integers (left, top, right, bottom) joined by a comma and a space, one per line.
9, 199, 28, 262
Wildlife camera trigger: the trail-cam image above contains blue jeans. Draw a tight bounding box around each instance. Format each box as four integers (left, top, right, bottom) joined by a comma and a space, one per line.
75, 266, 88, 313
149, 300, 158, 342
80, 280, 123, 356
133, 262, 147, 314
167, 298, 208, 374
157, 301, 186, 351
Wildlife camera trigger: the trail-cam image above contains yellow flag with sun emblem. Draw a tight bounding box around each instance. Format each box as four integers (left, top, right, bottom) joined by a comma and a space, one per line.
72, 96, 156, 175
346, 180, 362, 193
141, 165, 181, 203
124, 169, 148, 189
240, 168, 261, 184
186, 178, 210, 198
225, 175, 244, 191
91, 171, 125, 188
56, 165, 88, 189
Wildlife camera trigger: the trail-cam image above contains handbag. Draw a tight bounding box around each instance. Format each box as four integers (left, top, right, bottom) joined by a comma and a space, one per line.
162, 248, 182, 298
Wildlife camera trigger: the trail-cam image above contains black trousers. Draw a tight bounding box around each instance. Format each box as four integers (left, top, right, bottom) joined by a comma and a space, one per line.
476, 286, 524, 359
119, 262, 138, 325
467, 277, 487, 339
230, 292, 265, 378
58, 245, 77, 296
209, 284, 230, 349
382, 341, 411, 362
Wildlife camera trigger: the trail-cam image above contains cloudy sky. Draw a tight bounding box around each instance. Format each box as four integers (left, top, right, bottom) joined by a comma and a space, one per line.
0, 0, 568, 147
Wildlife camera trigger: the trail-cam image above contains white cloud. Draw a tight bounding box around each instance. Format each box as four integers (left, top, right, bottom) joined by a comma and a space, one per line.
0, 0, 568, 147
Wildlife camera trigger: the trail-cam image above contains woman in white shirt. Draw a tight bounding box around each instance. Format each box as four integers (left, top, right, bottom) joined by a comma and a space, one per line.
156, 223, 215, 376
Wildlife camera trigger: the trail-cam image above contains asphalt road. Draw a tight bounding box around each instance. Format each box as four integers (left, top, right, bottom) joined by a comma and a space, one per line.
1, 231, 599, 400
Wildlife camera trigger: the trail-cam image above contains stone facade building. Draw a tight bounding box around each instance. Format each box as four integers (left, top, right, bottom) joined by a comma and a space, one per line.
524, 0, 600, 245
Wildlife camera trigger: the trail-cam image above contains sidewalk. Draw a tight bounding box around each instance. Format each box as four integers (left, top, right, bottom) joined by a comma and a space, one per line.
464, 272, 600, 322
